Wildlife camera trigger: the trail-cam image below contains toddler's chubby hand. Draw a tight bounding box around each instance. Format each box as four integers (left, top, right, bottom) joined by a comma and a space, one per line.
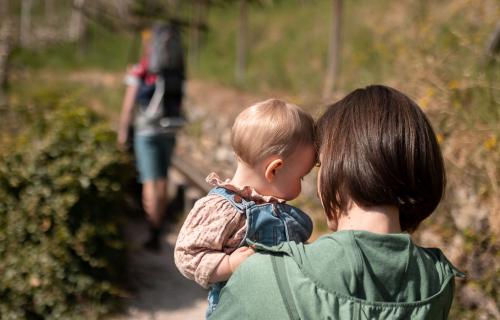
228, 246, 255, 272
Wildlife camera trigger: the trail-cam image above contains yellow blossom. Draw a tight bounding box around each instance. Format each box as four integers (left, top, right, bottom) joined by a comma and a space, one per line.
484, 136, 497, 151
417, 87, 435, 109
448, 80, 460, 89
436, 133, 444, 144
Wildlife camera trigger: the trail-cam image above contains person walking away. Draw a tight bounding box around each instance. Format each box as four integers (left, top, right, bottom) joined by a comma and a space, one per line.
118, 24, 185, 251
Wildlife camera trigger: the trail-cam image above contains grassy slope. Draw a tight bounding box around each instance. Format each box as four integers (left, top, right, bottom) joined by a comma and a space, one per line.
197, 1, 498, 110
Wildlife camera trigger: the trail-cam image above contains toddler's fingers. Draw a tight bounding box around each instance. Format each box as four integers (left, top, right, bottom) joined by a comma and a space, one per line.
242, 247, 255, 256
235, 246, 252, 252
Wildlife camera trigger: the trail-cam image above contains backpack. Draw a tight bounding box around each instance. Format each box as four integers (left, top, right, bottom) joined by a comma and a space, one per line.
134, 24, 185, 131
134, 76, 185, 133
148, 24, 184, 74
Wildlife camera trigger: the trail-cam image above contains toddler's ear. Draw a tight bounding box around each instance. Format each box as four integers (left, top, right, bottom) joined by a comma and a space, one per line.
264, 158, 283, 182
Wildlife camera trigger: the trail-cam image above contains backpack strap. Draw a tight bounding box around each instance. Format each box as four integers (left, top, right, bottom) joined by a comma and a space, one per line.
271, 254, 300, 320
144, 77, 165, 116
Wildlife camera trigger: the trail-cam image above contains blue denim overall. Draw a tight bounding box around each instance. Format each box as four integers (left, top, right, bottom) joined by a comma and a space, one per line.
205, 186, 313, 318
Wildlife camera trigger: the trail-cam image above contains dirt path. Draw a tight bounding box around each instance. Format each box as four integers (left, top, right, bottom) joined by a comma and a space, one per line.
118, 216, 207, 320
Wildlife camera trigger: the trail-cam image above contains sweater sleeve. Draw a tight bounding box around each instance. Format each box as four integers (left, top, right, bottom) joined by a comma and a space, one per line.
174, 194, 246, 288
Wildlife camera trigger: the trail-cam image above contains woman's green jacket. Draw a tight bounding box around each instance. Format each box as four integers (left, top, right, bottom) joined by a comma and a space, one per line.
210, 230, 463, 320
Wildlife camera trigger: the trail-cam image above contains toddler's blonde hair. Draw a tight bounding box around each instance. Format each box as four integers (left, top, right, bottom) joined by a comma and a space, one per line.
231, 99, 315, 166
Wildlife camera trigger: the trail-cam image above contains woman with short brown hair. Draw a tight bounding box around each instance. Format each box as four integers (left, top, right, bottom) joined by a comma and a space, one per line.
210, 85, 463, 320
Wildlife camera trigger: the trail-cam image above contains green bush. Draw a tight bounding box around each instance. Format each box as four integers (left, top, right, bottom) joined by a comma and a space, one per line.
0, 93, 133, 318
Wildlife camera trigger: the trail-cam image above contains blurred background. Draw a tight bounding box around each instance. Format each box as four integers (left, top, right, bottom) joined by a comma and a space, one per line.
0, 0, 498, 319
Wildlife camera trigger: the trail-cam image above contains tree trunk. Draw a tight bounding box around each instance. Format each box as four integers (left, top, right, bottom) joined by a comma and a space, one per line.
20, 0, 33, 47
69, 0, 87, 42
167, 0, 181, 14
112, 0, 129, 21
189, 1, 200, 69
323, 0, 342, 99
0, 0, 12, 105
486, 24, 500, 57
235, 0, 248, 86
189, 0, 209, 70
45, 0, 55, 25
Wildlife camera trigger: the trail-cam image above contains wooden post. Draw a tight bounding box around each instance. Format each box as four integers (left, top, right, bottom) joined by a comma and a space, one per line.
69, 0, 86, 42
189, 0, 208, 70
45, 0, 55, 25
235, 0, 248, 86
323, 0, 342, 99
0, 0, 12, 105
20, 0, 33, 47
486, 24, 500, 57
189, 1, 199, 69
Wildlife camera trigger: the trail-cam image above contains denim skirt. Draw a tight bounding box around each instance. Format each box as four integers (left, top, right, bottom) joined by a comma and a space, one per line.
134, 133, 176, 182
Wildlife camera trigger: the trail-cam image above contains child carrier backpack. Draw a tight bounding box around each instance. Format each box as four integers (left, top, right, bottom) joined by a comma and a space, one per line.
135, 23, 185, 132
148, 24, 184, 74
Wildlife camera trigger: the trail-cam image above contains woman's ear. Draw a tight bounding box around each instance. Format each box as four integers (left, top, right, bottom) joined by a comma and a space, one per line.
264, 158, 284, 182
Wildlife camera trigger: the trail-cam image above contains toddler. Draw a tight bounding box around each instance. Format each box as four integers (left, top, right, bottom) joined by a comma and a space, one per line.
174, 99, 316, 317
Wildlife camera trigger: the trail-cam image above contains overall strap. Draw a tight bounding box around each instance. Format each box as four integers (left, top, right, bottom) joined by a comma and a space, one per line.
208, 186, 254, 212
271, 254, 300, 320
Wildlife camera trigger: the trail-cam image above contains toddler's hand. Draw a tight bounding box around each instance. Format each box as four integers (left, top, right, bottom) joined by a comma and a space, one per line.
228, 246, 255, 272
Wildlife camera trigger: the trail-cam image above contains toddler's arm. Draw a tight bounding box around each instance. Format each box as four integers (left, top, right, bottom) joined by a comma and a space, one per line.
174, 194, 247, 288
209, 246, 255, 283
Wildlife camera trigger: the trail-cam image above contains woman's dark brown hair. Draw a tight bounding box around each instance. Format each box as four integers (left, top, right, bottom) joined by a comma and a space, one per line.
316, 85, 445, 232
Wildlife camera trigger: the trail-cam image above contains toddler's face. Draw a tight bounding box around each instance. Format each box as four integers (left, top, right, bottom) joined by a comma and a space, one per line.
273, 144, 316, 201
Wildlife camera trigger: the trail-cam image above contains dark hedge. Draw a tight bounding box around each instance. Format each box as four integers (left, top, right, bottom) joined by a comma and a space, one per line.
0, 95, 132, 319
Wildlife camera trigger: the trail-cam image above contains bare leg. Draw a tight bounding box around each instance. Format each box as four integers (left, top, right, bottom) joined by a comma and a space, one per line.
142, 178, 168, 227
142, 178, 168, 251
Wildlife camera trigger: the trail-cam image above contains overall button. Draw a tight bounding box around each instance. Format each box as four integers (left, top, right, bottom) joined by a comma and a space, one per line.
233, 194, 242, 203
